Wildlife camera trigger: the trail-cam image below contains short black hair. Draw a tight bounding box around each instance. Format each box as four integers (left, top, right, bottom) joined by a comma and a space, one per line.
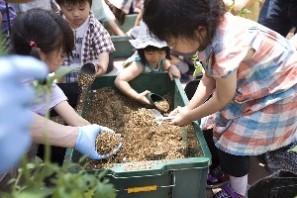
56, 0, 92, 7
143, 0, 225, 49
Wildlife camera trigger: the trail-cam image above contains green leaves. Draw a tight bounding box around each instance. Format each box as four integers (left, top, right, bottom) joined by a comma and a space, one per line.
192, 53, 204, 77
289, 145, 297, 153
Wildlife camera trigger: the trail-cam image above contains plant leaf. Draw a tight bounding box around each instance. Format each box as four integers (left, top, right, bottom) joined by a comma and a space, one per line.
289, 145, 297, 153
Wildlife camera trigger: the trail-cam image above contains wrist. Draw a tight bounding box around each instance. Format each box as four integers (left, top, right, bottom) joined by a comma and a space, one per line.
96, 64, 106, 74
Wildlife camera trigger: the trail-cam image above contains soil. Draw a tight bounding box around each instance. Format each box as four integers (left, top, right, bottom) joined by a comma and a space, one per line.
79, 87, 202, 171
154, 100, 170, 112
96, 131, 122, 155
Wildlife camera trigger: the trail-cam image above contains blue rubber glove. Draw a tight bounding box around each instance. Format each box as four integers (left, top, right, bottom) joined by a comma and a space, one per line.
75, 124, 122, 160
0, 55, 48, 172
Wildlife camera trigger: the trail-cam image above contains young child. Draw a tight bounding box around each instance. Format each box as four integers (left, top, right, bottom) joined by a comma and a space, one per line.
10, 9, 115, 165
55, 0, 115, 111
143, 0, 297, 197
115, 21, 180, 105
56, 0, 115, 81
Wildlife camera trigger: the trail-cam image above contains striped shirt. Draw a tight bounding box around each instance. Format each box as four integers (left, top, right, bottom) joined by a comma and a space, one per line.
199, 13, 297, 156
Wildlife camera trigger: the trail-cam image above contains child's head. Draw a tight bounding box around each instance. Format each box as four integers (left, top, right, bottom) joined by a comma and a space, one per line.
10, 9, 74, 72
138, 46, 170, 66
130, 21, 170, 66
56, 0, 92, 28
142, 0, 225, 52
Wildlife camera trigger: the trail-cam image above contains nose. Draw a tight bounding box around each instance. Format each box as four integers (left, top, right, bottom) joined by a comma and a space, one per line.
72, 10, 80, 17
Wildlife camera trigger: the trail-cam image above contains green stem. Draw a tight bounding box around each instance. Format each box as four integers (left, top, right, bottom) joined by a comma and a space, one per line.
20, 156, 34, 188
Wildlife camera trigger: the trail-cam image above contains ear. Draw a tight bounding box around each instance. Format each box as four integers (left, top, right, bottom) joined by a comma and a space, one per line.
196, 26, 206, 34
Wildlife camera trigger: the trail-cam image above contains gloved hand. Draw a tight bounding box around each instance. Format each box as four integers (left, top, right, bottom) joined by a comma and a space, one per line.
75, 124, 122, 160
0, 55, 48, 172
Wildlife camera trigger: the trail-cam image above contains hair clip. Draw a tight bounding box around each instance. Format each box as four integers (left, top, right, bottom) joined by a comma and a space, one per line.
29, 41, 37, 48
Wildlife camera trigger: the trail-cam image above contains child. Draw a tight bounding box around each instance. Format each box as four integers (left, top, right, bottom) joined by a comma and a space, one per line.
114, 21, 180, 105
143, 0, 297, 197
10, 9, 114, 165
56, 0, 115, 81
55, 0, 115, 110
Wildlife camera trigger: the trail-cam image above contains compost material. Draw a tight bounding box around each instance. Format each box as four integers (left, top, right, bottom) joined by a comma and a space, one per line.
154, 100, 170, 112
96, 131, 122, 155
80, 87, 202, 171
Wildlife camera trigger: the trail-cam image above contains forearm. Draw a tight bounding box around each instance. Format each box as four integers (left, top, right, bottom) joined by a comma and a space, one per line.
187, 74, 215, 109
108, 20, 125, 36
115, 79, 140, 100
188, 92, 231, 121
188, 71, 237, 120
54, 101, 90, 126
30, 113, 78, 148
96, 52, 110, 75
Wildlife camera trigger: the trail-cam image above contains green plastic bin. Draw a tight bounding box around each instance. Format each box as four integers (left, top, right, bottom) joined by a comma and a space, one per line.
111, 36, 134, 59
64, 73, 211, 198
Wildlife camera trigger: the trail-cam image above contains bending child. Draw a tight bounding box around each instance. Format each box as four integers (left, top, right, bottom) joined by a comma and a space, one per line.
114, 21, 180, 105
10, 9, 115, 162
143, 0, 297, 197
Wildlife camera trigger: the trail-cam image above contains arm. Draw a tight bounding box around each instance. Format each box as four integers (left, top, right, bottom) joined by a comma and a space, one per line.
30, 112, 78, 148
163, 59, 181, 80
107, 20, 125, 36
187, 71, 216, 110
190, 71, 237, 118
114, 62, 151, 104
53, 101, 90, 126
172, 70, 237, 126
96, 52, 110, 76
30, 113, 114, 160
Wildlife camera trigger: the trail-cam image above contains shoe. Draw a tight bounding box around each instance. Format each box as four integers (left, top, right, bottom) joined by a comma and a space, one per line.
207, 166, 230, 189
212, 184, 245, 198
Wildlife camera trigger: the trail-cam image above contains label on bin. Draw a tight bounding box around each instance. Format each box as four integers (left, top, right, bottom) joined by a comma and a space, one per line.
127, 185, 157, 193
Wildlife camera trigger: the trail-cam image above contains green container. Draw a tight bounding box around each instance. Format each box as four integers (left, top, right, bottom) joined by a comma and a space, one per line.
111, 36, 134, 59
64, 73, 211, 198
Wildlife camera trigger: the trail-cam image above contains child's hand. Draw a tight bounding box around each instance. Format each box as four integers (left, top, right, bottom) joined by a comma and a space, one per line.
169, 107, 192, 127
168, 64, 181, 80
95, 64, 106, 76
136, 90, 151, 105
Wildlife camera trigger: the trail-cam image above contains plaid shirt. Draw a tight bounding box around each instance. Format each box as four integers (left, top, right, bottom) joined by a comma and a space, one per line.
63, 11, 114, 83
200, 13, 297, 156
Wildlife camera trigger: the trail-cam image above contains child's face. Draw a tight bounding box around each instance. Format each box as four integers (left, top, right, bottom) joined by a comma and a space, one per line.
60, 2, 90, 29
167, 36, 199, 54
144, 50, 166, 67
42, 48, 66, 73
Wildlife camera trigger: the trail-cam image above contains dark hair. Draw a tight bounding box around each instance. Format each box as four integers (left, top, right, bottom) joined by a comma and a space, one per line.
143, 0, 225, 49
56, 0, 92, 7
137, 46, 170, 65
10, 9, 74, 59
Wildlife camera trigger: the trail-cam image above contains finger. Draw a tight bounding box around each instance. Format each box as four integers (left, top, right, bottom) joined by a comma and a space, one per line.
2, 56, 48, 80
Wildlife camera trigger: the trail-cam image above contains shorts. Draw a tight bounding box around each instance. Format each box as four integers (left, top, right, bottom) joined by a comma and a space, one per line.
218, 149, 250, 177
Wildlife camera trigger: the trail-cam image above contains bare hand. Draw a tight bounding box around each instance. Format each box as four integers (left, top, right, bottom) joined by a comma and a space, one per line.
136, 90, 151, 105
168, 65, 181, 80
169, 106, 192, 127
